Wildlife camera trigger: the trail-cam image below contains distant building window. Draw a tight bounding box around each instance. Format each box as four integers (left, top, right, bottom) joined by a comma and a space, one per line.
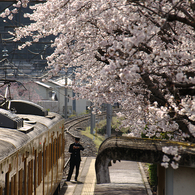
49, 91, 58, 101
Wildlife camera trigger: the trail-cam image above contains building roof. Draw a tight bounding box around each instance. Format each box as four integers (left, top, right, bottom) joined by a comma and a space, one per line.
48, 77, 72, 87
35, 81, 53, 89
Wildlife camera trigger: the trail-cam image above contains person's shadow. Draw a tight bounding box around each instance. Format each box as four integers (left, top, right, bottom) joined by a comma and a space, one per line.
58, 181, 84, 194
73, 181, 83, 184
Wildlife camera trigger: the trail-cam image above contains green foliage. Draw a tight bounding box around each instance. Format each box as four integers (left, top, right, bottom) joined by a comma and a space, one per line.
81, 126, 105, 150
68, 110, 77, 118
95, 117, 130, 135
141, 131, 172, 140
141, 132, 148, 138
113, 117, 131, 134
148, 164, 158, 191
78, 110, 90, 116
68, 114, 77, 118
96, 119, 107, 135
81, 116, 132, 151
111, 117, 122, 129
141, 125, 172, 139
68, 110, 90, 118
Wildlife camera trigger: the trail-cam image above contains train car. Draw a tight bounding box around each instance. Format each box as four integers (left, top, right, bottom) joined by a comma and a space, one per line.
0, 100, 65, 195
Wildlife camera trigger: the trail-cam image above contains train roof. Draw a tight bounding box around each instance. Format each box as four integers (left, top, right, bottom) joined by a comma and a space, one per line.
0, 100, 64, 161
0, 128, 29, 160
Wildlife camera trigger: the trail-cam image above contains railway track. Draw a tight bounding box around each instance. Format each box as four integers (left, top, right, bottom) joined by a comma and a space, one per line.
64, 108, 120, 131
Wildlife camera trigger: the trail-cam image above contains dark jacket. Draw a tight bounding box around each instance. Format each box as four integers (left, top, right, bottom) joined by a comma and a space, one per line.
69, 142, 84, 162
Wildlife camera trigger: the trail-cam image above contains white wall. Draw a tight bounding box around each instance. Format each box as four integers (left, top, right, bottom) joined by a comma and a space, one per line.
76, 99, 90, 114
44, 81, 72, 115
165, 166, 195, 195
34, 82, 52, 100
35, 80, 90, 116
57, 87, 72, 115
37, 100, 58, 113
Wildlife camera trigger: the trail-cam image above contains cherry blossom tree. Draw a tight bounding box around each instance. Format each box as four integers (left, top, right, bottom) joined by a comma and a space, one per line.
0, 81, 42, 103
2, 0, 195, 168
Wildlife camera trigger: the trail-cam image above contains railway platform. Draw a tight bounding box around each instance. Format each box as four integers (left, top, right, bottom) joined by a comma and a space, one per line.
59, 157, 152, 195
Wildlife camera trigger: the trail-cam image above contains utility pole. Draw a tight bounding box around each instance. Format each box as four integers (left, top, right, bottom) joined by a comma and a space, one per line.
72, 91, 76, 113
2, 46, 8, 80
90, 102, 95, 134
72, 73, 76, 114
64, 73, 68, 119
106, 104, 112, 137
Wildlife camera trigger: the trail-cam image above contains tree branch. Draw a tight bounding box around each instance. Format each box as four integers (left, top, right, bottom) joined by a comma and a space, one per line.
167, 14, 195, 28
141, 73, 169, 106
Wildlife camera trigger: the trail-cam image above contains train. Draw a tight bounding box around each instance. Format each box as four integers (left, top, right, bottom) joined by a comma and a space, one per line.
0, 99, 65, 195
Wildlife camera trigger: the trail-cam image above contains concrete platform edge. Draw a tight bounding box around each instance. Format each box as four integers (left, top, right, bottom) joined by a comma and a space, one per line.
138, 162, 153, 195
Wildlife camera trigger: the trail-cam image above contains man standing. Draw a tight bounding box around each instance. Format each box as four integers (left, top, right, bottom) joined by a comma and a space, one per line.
66, 137, 84, 182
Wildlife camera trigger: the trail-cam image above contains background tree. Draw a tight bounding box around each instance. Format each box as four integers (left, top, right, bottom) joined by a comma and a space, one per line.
2, 0, 195, 168
0, 81, 42, 102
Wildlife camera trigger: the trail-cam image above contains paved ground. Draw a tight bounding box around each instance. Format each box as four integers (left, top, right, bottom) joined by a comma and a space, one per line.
94, 160, 148, 195
59, 157, 152, 195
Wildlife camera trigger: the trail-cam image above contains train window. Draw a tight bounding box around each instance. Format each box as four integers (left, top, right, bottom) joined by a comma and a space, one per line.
54, 138, 56, 165
37, 153, 39, 186
38, 152, 42, 186
24, 159, 27, 195
56, 138, 58, 164
51, 139, 53, 168
14, 174, 17, 195
62, 134, 65, 157
52, 139, 54, 166
26, 162, 29, 195
28, 160, 33, 195
31, 160, 33, 194
43, 144, 46, 177
57, 136, 59, 160
45, 145, 49, 194
10, 175, 14, 195
5, 171, 9, 195
18, 169, 23, 195
49, 141, 52, 191
34, 150, 37, 192
59, 134, 61, 158
49, 143, 52, 171
54, 140, 56, 165
45, 146, 48, 175
43, 143, 46, 195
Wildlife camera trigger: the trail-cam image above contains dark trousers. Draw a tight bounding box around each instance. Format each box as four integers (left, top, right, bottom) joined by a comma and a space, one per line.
67, 160, 81, 180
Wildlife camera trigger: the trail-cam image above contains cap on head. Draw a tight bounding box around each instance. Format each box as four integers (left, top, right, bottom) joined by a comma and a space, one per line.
75, 137, 80, 141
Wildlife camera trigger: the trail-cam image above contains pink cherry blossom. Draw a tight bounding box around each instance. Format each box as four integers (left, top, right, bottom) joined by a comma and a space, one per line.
2, 0, 195, 168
